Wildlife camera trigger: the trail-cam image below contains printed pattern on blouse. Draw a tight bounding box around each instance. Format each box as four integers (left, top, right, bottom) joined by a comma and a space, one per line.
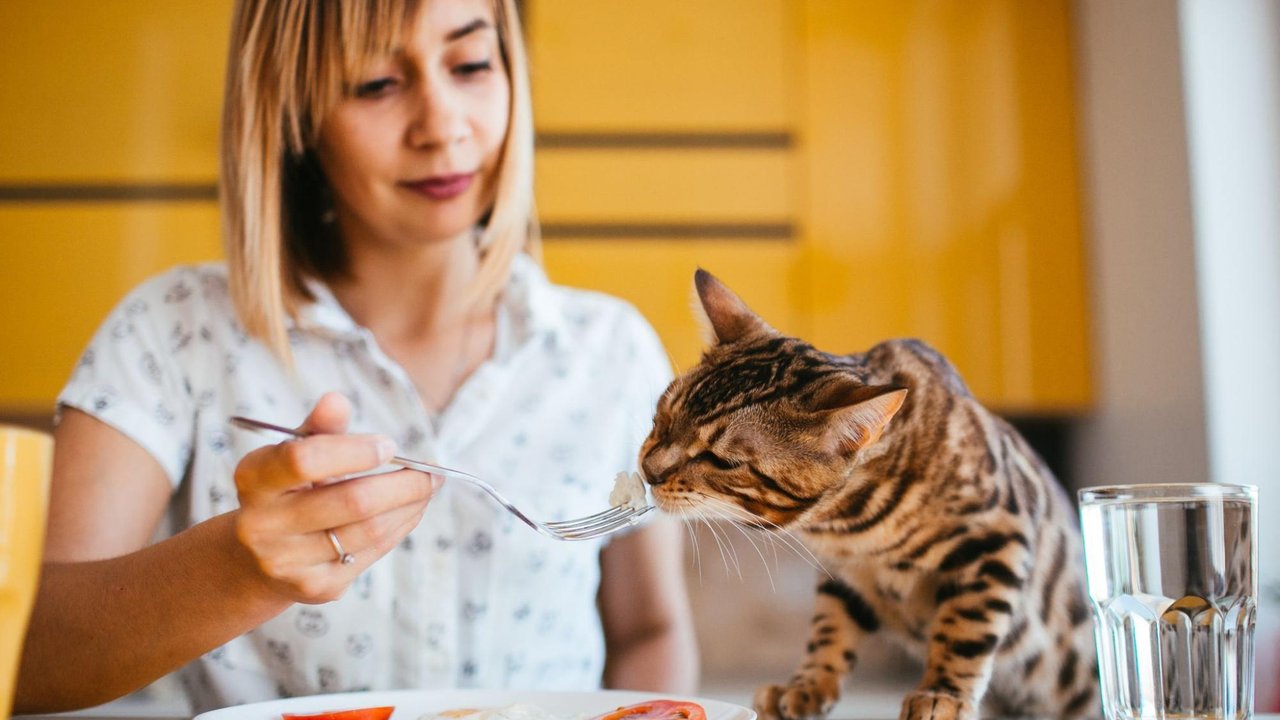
57, 255, 672, 712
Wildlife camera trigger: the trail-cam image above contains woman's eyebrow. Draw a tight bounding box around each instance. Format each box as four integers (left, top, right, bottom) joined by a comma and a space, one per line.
446, 18, 491, 42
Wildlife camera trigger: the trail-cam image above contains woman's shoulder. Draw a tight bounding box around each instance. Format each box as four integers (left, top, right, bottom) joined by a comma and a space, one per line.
553, 283, 649, 326
510, 254, 656, 339
133, 261, 229, 294
91, 262, 239, 346
117, 262, 231, 308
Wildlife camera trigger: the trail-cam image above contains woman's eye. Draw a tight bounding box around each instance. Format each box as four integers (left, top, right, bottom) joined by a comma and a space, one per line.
697, 451, 740, 471
353, 77, 399, 98
454, 60, 493, 77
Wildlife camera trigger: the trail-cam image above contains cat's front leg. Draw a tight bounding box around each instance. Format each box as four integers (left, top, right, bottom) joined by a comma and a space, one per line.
899, 548, 1028, 720
754, 578, 874, 720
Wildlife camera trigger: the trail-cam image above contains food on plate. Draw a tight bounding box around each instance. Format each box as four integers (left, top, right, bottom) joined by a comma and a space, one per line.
609, 471, 648, 509
591, 700, 707, 720
419, 700, 707, 720
282, 707, 394, 720
420, 705, 560, 720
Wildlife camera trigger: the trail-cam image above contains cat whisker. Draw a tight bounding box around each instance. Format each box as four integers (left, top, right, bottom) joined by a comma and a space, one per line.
711, 514, 746, 581
697, 494, 831, 579
700, 496, 805, 577
699, 514, 743, 581
695, 515, 730, 579
717, 506, 778, 592
689, 494, 783, 585
684, 513, 704, 585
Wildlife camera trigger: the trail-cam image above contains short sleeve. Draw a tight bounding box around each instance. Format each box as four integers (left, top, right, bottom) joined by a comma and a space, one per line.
57, 268, 205, 487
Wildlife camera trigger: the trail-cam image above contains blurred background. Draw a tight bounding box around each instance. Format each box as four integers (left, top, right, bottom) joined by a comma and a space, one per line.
1, 0, 1277, 716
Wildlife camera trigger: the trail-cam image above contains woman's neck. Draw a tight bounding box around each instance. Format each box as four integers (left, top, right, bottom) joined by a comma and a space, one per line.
325, 229, 499, 414
328, 230, 484, 343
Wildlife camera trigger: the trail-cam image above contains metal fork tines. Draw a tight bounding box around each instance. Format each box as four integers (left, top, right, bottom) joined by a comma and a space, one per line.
228, 415, 654, 541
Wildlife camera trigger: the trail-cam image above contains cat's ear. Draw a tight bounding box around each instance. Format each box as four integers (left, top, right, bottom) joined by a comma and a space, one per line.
692, 268, 774, 345
813, 381, 908, 456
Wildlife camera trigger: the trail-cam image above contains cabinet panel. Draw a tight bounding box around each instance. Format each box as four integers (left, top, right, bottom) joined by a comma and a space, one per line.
800, 0, 1090, 412
543, 241, 803, 371
527, 0, 798, 131
0, 1, 230, 182
0, 204, 223, 410
536, 149, 794, 222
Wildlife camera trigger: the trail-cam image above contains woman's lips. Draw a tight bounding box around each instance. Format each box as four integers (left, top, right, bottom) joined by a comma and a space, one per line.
401, 173, 474, 200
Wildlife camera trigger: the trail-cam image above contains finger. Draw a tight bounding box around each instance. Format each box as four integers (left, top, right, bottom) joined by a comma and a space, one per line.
288, 468, 437, 534
236, 433, 396, 500
321, 498, 428, 561
299, 392, 353, 436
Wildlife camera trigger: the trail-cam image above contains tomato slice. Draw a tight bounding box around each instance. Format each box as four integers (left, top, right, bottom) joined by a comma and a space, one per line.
282, 707, 395, 720
591, 700, 707, 720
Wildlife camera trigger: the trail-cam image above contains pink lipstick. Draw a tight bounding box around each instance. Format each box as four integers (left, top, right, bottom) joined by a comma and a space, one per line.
402, 173, 474, 200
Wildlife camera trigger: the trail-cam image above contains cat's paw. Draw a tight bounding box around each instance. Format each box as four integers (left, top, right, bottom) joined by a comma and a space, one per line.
753, 680, 838, 720
898, 691, 977, 720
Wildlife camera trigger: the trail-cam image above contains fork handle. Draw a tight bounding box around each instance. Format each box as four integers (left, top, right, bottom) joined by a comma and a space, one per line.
227, 416, 479, 484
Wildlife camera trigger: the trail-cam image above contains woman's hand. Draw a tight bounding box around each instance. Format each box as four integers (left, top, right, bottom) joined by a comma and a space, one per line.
232, 392, 441, 603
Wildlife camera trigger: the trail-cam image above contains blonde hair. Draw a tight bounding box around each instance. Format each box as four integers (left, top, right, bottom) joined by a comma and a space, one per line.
220, 0, 538, 361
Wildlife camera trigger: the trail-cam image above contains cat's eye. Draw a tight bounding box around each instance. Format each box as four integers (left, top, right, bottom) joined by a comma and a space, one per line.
696, 450, 740, 471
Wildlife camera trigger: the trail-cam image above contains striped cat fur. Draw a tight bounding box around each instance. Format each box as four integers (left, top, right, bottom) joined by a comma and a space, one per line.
641, 270, 1098, 720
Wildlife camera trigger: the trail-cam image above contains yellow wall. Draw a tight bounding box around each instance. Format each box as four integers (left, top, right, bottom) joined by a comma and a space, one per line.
0, 1, 1090, 415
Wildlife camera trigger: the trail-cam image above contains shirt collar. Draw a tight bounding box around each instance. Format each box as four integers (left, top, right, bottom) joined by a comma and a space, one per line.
293, 277, 362, 338
289, 253, 569, 347
501, 253, 569, 348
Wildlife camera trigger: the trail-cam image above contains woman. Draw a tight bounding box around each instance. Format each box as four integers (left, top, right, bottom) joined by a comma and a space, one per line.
15, 0, 698, 712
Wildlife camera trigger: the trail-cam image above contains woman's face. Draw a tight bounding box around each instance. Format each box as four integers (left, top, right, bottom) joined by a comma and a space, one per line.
316, 0, 510, 252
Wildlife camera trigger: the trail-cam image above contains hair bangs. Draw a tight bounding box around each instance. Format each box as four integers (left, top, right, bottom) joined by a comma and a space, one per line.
282, 0, 417, 154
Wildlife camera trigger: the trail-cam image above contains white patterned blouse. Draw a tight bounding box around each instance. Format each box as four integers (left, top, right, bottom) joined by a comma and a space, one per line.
57, 254, 673, 712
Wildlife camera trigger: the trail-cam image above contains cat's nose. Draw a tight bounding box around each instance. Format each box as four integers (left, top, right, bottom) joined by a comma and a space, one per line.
641, 455, 668, 485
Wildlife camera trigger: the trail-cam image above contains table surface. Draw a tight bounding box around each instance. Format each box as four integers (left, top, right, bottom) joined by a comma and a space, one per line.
15, 707, 1280, 712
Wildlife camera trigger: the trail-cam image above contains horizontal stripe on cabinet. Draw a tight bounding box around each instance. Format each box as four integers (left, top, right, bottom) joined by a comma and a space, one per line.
0, 183, 217, 202
539, 221, 794, 240
536, 131, 792, 150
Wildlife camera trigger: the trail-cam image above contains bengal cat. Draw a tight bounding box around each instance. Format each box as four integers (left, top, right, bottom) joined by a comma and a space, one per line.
640, 270, 1098, 720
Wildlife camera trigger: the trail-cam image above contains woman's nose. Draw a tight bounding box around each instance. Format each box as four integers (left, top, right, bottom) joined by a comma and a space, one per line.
406, 83, 469, 149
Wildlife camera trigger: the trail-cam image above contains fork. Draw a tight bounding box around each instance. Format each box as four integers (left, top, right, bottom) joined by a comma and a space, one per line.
228, 415, 654, 541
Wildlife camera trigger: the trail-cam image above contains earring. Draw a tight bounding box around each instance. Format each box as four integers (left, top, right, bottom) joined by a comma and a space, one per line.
321, 208, 336, 224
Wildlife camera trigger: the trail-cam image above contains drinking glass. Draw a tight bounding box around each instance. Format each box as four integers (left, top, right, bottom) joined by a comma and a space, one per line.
1079, 483, 1257, 720
0, 426, 52, 718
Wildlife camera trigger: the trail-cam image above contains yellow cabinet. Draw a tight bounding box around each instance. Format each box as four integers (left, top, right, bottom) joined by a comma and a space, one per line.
0, 203, 223, 412
0, 1, 228, 414
537, 0, 1091, 413
798, 0, 1090, 413
530, 0, 806, 374
527, 0, 799, 131
0, 1, 229, 183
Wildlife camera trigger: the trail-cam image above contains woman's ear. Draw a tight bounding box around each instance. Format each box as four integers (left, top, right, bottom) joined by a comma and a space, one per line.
691, 268, 774, 345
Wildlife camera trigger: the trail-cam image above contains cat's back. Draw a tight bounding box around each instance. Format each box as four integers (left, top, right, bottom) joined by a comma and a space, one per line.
844, 337, 1069, 519
837, 337, 974, 400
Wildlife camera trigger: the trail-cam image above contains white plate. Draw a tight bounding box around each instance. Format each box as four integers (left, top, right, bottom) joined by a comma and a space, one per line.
194, 689, 756, 720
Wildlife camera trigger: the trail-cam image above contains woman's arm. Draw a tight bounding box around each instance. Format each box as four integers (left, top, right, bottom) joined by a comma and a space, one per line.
598, 516, 700, 694
16, 396, 436, 712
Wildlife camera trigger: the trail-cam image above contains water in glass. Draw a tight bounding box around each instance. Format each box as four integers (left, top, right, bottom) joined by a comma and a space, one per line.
1079, 484, 1257, 720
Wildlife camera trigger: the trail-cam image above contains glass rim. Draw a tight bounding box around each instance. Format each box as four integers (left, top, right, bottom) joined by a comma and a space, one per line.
1078, 482, 1257, 504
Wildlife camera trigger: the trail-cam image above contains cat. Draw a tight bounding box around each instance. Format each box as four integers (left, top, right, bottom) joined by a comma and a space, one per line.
640, 270, 1098, 720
